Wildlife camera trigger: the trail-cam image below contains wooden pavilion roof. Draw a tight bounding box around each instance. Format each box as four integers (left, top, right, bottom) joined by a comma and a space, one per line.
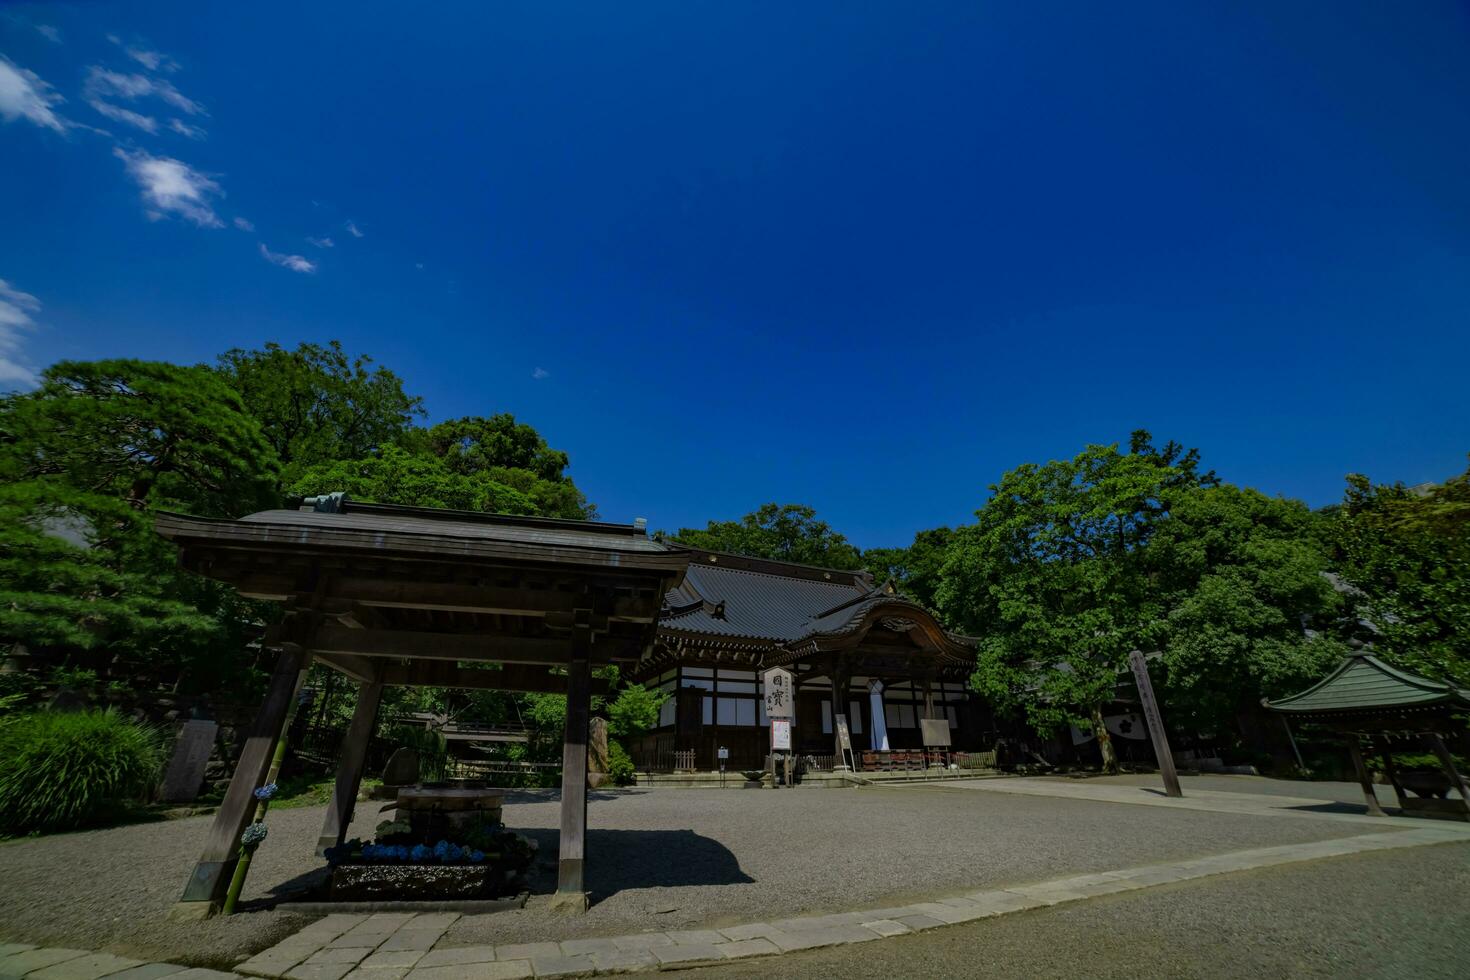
1264, 651, 1470, 729
154, 499, 690, 691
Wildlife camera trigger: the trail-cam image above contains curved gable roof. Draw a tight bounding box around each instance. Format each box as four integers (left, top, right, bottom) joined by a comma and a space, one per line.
1265, 652, 1470, 715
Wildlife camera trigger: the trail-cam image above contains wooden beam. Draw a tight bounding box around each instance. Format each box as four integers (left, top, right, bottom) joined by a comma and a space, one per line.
1345, 735, 1387, 817
317, 680, 383, 856
378, 661, 611, 695
312, 651, 380, 683
334, 577, 661, 621
310, 625, 635, 664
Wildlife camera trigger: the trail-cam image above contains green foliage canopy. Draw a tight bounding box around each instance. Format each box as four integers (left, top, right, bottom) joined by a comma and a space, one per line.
862, 526, 955, 609
216, 340, 424, 484
672, 503, 863, 569
1328, 460, 1470, 685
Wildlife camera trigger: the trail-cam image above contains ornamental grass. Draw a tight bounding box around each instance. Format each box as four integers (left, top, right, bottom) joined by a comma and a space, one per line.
0, 708, 163, 835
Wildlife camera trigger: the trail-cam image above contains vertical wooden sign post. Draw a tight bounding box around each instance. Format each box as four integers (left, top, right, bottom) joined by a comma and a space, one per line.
763, 667, 794, 786
1128, 649, 1182, 798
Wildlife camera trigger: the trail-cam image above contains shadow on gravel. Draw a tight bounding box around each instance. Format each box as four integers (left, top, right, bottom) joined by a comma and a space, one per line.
517, 828, 754, 905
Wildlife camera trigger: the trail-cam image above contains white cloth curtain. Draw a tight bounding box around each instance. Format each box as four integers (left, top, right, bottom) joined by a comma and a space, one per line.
868, 680, 890, 751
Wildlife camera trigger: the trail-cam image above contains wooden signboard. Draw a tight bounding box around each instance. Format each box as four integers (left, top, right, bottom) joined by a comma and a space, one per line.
762, 668, 794, 718
919, 717, 951, 748
161, 719, 217, 803
834, 714, 852, 752
1129, 649, 1182, 798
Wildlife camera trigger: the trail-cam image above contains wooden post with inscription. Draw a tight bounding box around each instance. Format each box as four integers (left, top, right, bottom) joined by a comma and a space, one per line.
553, 614, 594, 911
1128, 649, 1182, 798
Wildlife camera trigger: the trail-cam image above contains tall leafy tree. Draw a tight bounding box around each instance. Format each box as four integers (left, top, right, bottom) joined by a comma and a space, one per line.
215, 341, 424, 484
1149, 485, 1346, 730
938, 432, 1213, 772
0, 360, 279, 689
671, 503, 863, 569
1327, 460, 1470, 685
863, 526, 955, 609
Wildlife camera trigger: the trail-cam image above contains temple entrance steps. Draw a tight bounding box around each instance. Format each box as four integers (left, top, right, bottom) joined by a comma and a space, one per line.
631, 768, 1006, 789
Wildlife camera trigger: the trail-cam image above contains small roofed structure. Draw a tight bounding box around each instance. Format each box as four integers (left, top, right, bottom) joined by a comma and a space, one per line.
1265, 647, 1470, 821
156, 496, 689, 915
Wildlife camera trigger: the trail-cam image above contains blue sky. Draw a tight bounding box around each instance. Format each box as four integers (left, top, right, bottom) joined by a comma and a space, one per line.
2, 2, 1468, 547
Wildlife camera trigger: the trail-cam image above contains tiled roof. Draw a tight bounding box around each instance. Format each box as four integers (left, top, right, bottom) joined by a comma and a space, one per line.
1265, 652, 1470, 714
658, 549, 974, 655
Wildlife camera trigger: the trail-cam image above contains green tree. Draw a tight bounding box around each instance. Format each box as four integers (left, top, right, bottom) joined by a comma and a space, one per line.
285, 446, 540, 515
0, 360, 279, 689
863, 526, 955, 609
938, 432, 1212, 772
216, 341, 424, 484
1327, 460, 1470, 685
1149, 485, 1346, 731
671, 503, 863, 569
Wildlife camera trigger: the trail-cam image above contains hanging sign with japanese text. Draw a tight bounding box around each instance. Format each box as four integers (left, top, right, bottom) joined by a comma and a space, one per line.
762, 667, 794, 718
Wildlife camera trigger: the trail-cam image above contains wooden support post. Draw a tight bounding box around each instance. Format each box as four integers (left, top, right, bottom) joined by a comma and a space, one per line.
172, 642, 310, 918
316, 679, 384, 856
1428, 733, 1470, 804
553, 617, 593, 912
1345, 736, 1386, 817
1376, 737, 1408, 807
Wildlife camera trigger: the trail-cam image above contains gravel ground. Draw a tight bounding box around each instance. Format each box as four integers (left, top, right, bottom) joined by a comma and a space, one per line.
0, 802, 384, 969
440, 783, 1389, 948
0, 782, 1399, 965
681, 840, 1470, 979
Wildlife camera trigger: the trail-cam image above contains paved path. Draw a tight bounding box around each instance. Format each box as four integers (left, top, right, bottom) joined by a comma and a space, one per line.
904, 774, 1420, 823
214, 824, 1467, 980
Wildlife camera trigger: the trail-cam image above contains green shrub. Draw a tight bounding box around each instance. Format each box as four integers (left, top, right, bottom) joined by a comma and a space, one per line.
607, 740, 635, 786
0, 709, 163, 834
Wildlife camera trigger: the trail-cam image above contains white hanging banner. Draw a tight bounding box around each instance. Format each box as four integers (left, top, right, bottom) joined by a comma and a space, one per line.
762, 667, 794, 719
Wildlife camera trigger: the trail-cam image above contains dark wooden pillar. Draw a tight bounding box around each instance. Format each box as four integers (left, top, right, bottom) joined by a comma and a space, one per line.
1428, 733, 1470, 804
1375, 737, 1408, 807
1344, 735, 1386, 817
172, 642, 311, 918
554, 618, 593, 911
316, 678, 384, 856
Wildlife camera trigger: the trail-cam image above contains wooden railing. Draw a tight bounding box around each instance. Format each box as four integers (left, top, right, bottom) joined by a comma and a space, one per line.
633, 748, 697, 773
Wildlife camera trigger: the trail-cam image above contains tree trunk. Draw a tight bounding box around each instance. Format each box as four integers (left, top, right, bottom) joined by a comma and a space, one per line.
1091, 704, 1120, 775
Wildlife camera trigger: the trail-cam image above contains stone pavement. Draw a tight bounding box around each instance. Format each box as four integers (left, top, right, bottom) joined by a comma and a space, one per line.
5, 824, 1466, 980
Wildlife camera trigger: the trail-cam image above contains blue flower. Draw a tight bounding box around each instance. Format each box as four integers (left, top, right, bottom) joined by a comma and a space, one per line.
253, 783, 278, 801
395, 845, 409, 861
469, 850, 485, 863
410, 844, 430, 862
240, 822, 269, 847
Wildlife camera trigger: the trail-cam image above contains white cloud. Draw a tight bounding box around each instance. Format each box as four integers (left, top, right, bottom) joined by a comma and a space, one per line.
107, 35, 179, 73
306, 236, 335, 249
233, 217, 255, 232
0, 56, 66, 132
169, 118, 207, 140
0, 279, 42, 389
85, 67, 203, 116
36, 25, 62, 43
113, 148, 224, 227
259, 243, 316, 274
531, 367, 550, 380
87, 98, 157, 133
344, 220, 364, 238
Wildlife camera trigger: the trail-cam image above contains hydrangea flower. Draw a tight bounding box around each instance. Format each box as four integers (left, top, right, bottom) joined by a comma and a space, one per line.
241, 822, 269, 847
253, 783, 278, 801
410, 844, 431, 862
469, 850, 485, 863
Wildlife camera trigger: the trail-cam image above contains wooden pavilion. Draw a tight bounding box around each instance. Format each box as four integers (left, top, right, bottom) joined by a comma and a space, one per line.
156, 497, 689, 916
1265, 648, 1470, 821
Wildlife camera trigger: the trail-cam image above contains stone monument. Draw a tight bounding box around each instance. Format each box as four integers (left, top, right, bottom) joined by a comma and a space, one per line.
161, 719, 218, 803
588, 717, 610, 788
